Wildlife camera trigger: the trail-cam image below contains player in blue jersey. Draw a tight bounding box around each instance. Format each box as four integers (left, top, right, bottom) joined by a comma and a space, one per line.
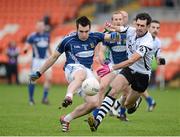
23, 20, 52, 105
29, 16, 120, 132
92, 11, 130, 120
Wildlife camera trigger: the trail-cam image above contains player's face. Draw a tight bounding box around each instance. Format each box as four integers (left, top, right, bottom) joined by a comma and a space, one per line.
36, 22, 45, 33
77, 24, 90, 41
112, 13, 123, 26
149, 22, 160, 37
136, 19, 149, 37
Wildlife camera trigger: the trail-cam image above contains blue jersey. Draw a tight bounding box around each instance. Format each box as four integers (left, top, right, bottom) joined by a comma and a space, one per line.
26, 32, 50, 59
103, 31, 128, 64
56, 32, 105, 69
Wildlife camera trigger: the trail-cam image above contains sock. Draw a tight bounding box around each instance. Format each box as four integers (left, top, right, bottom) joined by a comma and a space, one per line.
28, 83, 35, 102
119, 107, 126, 115
64, 114, 73, 122
93, 108, 99, 118
43, 88, 49, 100
96, 96, 116, 125
66, 93, 73, 99
146, 96, 153, 106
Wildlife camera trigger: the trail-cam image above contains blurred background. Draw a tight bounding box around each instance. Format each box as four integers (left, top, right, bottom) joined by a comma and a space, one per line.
0, 0, 179, 88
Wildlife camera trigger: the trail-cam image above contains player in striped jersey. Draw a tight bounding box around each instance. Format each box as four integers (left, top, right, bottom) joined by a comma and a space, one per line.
114, 20, 166, 122
112, 20, 163, 121
106, 17, 165, 121
87, 13, 156, 132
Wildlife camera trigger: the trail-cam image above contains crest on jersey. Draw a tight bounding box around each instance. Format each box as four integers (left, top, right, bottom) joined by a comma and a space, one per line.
90, 43, 95, 49
128, 44, 133, 53
139, 45, 145, 52
138, 45, 146, 55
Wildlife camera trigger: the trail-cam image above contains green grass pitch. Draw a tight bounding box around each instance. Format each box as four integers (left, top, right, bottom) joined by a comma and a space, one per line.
0, 84, 180, 136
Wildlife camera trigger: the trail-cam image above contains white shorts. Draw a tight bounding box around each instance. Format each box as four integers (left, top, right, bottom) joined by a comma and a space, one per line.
65, 64, 95, 83
31, 58, 52, 78
65, 64, 96, 97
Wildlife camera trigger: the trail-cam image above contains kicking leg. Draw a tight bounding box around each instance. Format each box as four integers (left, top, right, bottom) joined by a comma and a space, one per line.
60, 94, 99, 132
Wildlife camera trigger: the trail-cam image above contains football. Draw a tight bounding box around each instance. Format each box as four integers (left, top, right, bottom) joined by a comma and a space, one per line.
82, 78, 100, 96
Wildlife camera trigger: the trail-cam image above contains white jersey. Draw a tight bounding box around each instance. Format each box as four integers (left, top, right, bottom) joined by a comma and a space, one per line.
126, 27, 154, 76
152, 37, 161, 58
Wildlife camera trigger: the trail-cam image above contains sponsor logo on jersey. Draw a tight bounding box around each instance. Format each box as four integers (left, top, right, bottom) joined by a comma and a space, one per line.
112, 46, 126, 52
75, 50, 94, 58
37, 40, 49, 48
74, 45, 81, 48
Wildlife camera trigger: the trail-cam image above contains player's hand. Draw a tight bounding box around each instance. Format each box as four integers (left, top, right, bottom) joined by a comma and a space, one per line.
158, 58, 166, 65
30, 71, 41, 81
97, 64, 113, 77
105, 22, 112, 27
110, 32, 120, 41
104, 22, 114, 32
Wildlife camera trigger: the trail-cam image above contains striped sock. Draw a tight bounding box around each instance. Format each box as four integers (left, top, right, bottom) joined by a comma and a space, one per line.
96, 96, 116, 124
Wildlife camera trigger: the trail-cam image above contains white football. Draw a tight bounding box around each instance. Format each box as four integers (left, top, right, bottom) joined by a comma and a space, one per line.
82, 78, 100, 96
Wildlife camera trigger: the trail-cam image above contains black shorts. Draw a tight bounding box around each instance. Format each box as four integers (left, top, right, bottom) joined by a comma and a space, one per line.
119, 67, 149, 93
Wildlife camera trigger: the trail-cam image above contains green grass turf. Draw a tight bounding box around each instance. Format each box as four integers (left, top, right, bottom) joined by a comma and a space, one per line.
0, 84, 180, 136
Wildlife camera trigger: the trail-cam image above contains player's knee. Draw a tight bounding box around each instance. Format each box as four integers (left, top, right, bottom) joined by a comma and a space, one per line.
75, 75, 86, 82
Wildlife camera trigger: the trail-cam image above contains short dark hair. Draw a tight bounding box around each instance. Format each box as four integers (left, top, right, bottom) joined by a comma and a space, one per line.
151, 20, 160, 24
76, 16, 91, 29
135, 13, 152, 25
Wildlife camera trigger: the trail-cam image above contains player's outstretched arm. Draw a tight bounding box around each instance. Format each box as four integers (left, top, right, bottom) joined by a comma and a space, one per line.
104, 22, 126, 32
30, 50, 61, 81
39, 50, 61, 74
97, 53, 141, 77
113, 52, 141, 70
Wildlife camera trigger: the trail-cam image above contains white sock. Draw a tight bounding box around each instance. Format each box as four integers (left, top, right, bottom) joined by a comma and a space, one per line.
64, 114, 73, 122
66, 93, 73, 99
